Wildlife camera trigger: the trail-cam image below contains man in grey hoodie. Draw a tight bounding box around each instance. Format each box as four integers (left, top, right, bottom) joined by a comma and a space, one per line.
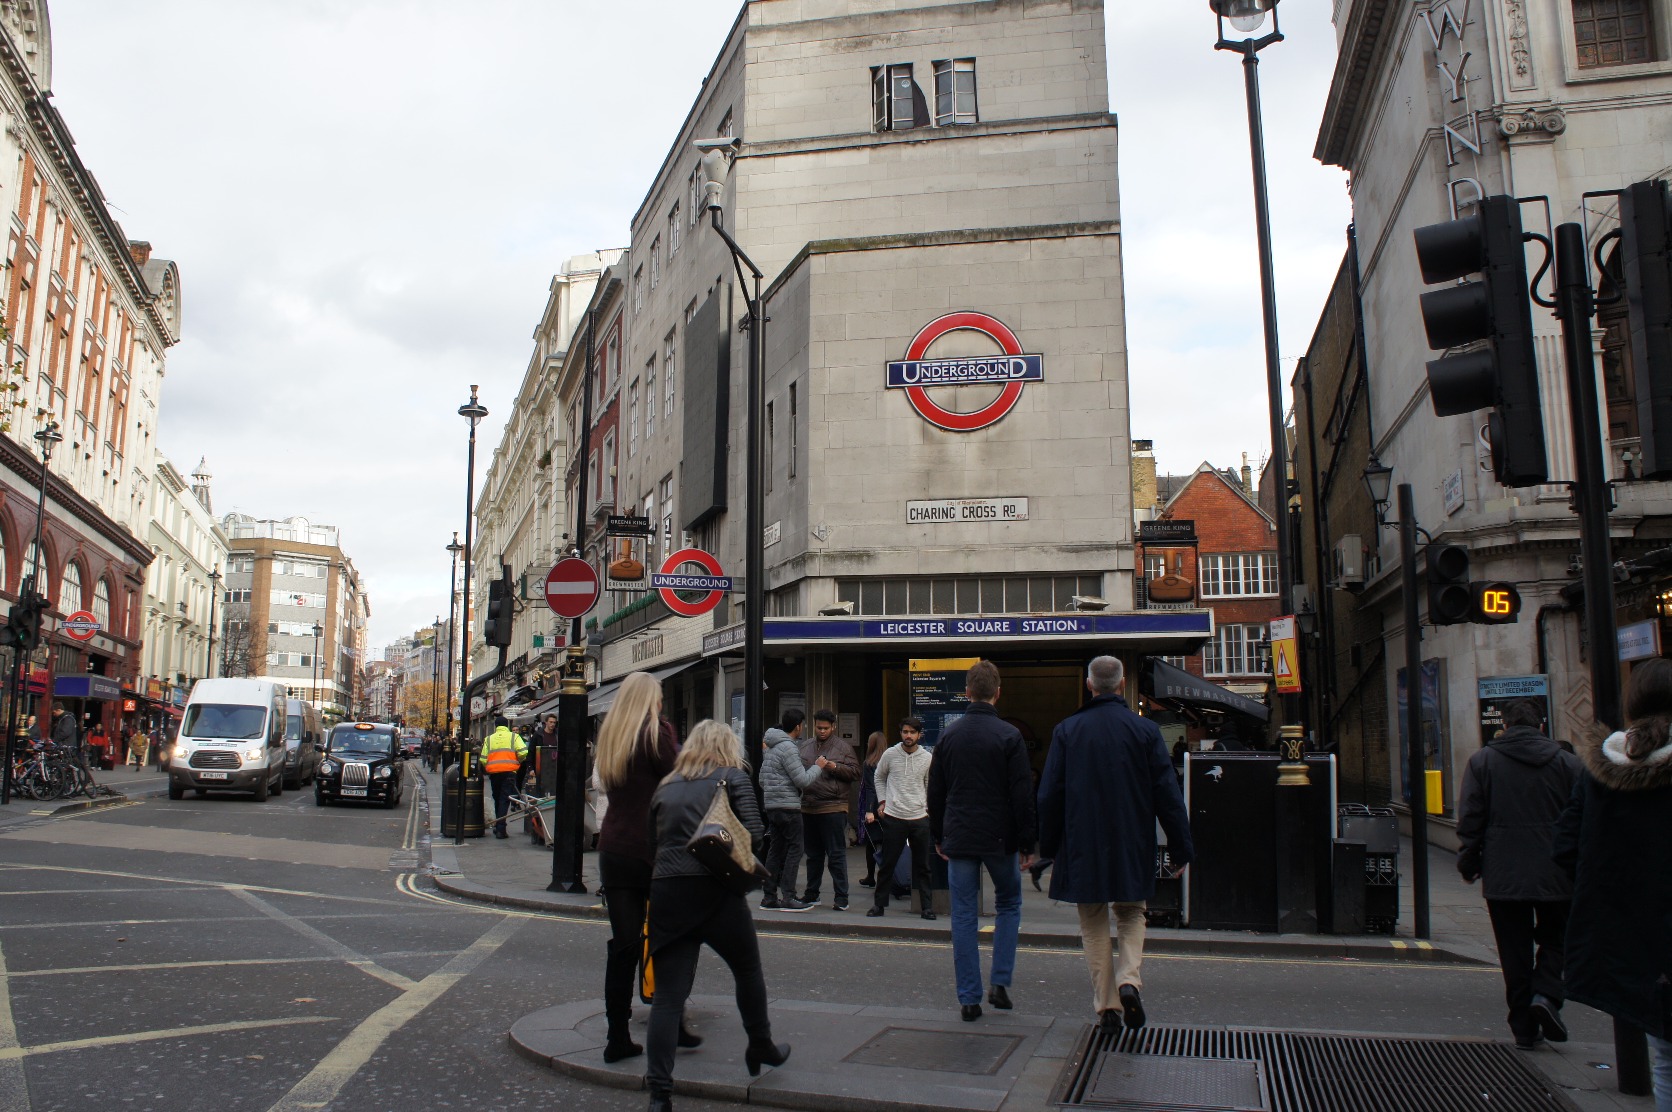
758, 709, 829, 912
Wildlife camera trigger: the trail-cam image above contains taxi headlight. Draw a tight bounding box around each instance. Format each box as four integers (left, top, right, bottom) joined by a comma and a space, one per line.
374, 765, 393, 779
319, 759, 338, 776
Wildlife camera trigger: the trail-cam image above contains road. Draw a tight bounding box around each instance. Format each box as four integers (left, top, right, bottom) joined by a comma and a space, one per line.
0, 764, 1621, 1111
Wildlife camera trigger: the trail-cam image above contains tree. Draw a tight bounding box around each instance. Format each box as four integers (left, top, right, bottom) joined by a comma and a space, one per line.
398, 679, 446, 735
219, 604, 256, 678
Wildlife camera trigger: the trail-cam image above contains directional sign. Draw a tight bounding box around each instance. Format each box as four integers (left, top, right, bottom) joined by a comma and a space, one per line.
544, 558, 601, 620
654, 548, 731, 617
62, 609, 100, 642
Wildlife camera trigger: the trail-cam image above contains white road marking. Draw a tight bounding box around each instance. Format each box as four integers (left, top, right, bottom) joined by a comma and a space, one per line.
265, 914, 523, 1112
3, 954, 457, 979
0, 932, 31, 1107
0, 1015, 336, 1061
226, 888, 417, 992
0, 863, 417, 907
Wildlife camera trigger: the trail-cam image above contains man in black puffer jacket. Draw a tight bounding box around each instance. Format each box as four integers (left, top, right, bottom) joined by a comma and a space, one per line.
1457, 698, 1582, 1049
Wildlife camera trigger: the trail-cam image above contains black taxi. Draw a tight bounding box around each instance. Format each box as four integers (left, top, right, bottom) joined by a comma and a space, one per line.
315, 721, 406, 809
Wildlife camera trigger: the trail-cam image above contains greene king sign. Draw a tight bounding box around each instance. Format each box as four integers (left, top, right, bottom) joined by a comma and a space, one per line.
887, 311, 1044, 432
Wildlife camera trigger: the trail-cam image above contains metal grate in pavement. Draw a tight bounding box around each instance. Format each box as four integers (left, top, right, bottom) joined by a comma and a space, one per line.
1052, 1026, 1579, 1112
844, 1026, 1024, 1076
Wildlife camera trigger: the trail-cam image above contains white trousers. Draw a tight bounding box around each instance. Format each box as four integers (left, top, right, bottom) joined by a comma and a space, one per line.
1077, 901, 1147, 1014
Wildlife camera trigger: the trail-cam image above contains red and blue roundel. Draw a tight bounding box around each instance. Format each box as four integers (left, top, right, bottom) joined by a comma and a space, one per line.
885, 312, 1044, 432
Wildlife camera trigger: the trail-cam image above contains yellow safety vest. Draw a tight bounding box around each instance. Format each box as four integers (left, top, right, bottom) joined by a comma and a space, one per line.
480, 727, 527, 775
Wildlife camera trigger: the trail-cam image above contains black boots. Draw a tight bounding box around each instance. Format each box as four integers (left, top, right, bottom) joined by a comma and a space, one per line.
647, 1093, 673, 1112
603, 1033, 643, 1063
677, 1023, 703, 1049
745, 1038, 792, 1076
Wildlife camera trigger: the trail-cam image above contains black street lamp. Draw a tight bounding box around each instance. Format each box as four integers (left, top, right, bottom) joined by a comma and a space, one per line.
430, 615, 441, 735
697, 138, 769, 786
446, 532, 463, 742
312, 621, 323, 707
455, 386, 489, 846
206, 565, 221, 680
1, 420, 61, 805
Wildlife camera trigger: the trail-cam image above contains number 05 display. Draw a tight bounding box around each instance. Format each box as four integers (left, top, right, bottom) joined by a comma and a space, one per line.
1473, 582, 1522, 624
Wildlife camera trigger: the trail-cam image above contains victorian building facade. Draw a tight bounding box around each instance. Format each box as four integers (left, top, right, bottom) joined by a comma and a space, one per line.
139, 458, 228, 721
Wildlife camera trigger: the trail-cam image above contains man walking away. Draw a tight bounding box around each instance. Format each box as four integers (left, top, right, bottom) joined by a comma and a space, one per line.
1038, 656, 1194, 1032
1457, 698, 1582, 1048
867, 716, 936, 919
928, 661, 1036, 1021
800, 708, 859, 910
759, 709, 829, 912
479, 715, 529, 840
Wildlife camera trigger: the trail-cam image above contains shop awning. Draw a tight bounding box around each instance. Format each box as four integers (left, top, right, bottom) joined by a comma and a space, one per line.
1141, 658, 1270, 723
589, 661, 698, 717
508, 687, 564, 726
53, 674, 123, 701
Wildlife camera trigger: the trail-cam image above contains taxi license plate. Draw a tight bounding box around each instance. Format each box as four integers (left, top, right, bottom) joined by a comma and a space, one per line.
198, 771, 229, 781
342, 788, 367, 797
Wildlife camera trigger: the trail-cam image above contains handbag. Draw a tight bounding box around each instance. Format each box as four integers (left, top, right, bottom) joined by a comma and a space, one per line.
685, 775, 769, 895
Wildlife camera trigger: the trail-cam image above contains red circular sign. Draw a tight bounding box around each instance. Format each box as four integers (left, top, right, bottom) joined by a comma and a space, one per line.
63, 609, 100, 642
544, 558, 600, 619
657, 548, 727, 617
900, 311, 1028, 432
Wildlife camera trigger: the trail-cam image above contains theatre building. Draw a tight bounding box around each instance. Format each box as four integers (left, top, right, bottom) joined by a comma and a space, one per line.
584, 0, 1210, 749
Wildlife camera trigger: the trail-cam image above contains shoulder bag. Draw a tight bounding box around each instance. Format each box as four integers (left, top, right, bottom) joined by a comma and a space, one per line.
686, 774, 769, 895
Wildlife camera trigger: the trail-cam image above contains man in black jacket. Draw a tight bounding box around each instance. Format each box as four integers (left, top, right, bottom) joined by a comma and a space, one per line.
1457, 698, 1583, 1049
928, 660, 1036, 1022
50, 702, 92, 794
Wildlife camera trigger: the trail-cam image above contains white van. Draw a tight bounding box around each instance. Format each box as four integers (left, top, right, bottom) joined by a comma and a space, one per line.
169, 678, 288, 801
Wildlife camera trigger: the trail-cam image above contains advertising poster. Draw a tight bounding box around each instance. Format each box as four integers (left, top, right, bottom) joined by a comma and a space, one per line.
1477, 675, 1551, 743
605, 535, 646, 589
909, 658, 978, 747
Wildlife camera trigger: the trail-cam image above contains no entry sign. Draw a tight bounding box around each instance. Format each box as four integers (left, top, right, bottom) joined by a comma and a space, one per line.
62, 610, 100, 642
544, 558, 601, 619
653, 548, 731, 617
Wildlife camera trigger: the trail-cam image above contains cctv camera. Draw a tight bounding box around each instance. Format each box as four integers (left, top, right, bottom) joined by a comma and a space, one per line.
692, 137, 740, 153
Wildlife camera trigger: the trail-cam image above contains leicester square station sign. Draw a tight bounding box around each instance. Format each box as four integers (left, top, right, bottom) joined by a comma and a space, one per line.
886, 311, 1044, 432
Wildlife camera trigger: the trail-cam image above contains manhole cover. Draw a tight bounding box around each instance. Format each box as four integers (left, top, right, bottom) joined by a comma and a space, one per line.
844, 1026, 1024, 1075
1088, 1055, 1267, 1111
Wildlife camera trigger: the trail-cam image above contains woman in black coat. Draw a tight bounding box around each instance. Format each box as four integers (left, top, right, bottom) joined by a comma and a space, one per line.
643, 720, 789, 1111
1554, 658, 1672, 1110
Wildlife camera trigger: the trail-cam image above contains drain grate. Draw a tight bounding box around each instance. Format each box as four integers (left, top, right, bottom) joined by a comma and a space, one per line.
1052, 1026, 1579, 1112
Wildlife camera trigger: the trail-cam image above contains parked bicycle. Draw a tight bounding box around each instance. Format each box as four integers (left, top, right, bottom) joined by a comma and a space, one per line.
8, 744, 94, 800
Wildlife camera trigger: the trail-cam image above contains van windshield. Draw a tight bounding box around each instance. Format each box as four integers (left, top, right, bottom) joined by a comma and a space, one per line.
183, 704, 267, 740
286, 715, 303, 742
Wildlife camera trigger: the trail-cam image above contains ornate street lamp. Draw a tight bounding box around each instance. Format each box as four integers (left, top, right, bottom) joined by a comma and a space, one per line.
206, 566, 222, 679
445, 532, 463, 741
455, 387, 488, 845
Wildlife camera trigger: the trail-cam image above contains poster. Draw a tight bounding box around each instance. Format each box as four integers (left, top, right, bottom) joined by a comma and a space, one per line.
909, 658, 978, 747
1477, 675, 1551, 743
1396, 658, 1449, 812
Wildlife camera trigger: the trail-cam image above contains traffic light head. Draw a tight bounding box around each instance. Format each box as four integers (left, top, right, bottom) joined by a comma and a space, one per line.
1620, 179, 1672, 478
482, 564, 515, 648
1414, 196, 1548, 487
1425, 543, 1473, 626
1472, 582, 1522, 624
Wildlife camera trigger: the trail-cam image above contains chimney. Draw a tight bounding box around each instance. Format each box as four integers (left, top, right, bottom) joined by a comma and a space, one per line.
1131, 440, 1158, 510
127, 240, 152, 268
1240, 452, 1253, 495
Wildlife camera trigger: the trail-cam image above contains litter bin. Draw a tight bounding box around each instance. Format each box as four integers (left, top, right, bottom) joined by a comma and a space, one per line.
1339, 804, 1399, 935
440, 762, 486, 839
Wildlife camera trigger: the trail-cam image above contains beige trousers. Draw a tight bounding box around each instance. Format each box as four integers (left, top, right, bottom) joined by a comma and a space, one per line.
1077, 901, 1147, 1014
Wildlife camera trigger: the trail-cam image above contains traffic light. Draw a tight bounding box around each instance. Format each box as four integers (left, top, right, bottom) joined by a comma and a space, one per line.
1472, 581, 1522, 624
482, 563, 515, 648
1425, 544, 1473, 626
1414, 195, 1548, 487
1619, 178, 1672, 477
1, 593, 45, 652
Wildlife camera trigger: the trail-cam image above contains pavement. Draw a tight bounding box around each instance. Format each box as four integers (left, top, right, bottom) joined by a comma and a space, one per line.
0, 761, 168, 826
426, 775, 1657, 1112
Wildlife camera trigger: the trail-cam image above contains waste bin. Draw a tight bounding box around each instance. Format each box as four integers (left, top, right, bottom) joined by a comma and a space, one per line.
1338, 804, 1399, 935
440, 762, 485, 838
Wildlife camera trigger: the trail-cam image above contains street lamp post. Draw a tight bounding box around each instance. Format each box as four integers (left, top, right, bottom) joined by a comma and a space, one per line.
445, 533, 463, 745
455, 386, 489, 846
430, 615, 441, 736
1, 420, 61, 806
206, 566, 221, 680
697, 138, 769, 787
312, 622, 323, 708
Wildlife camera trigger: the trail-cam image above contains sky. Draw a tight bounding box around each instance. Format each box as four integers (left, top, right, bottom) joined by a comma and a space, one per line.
44, 0, 1351, 654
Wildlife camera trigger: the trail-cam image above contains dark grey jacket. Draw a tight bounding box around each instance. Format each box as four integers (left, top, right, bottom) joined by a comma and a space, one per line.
758, 729, 820, 812
1456, 726, 1582, 901
50, 712, 78, 750
649, 767, 764, 881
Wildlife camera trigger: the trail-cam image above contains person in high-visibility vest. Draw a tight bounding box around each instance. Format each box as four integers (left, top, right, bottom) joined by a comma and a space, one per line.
480, 715, 530, 839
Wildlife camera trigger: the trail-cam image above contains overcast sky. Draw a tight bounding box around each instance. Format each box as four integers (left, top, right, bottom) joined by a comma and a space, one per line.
45, 0, 1349, 654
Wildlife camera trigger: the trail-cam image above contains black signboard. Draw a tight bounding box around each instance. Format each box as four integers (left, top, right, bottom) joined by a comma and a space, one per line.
606, 514, 654, 537
1139, 519, 1197, 543
909, 658, 976, 748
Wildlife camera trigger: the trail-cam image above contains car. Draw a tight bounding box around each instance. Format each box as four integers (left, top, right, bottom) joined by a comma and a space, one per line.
400, 731, 423, 760
315, 721, 406, 808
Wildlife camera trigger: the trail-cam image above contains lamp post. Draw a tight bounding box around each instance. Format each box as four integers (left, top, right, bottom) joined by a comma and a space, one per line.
311, 622, 323, 708
697, 138, 769, 786
1212, 0, 1297, 700
1362, 459, 1432, 941
1, 420, 61, 805
430, 615, 441, 736
205, 566, 221, 680
445, 532, 463, 743
455, 386, 489, 846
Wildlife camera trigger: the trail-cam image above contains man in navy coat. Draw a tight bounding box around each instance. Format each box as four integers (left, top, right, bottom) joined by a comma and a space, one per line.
1038, 655, 1194, 1032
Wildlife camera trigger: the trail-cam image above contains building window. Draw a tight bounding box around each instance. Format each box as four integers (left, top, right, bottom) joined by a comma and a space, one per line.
58, 561, 82, 614
664, 330, 677, 420
1199, 554, 1278, 598
718, 108, 733, 137
766, 401, 775, 493
94, 576, 111, 632
788, 383, 798, 479
633, 266, 644, 312
835, 574, 1102, 616
1203, 624, 1271, 677
646, 359, 657, 440
601, 432, 616, 505
933, 58, 978, 125
650, 237, 661, 289
872, 64, 919, 132
669, 205, 681, 255
607, 333, 620, 394
660, 475, 675, 564
689, 168, 701, 226
1574, 0, 1658, 67
628, 379, 641, 457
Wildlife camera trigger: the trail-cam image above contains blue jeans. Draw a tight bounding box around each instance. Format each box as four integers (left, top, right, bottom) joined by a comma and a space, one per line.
1649, 1033, 1672, 1112
949, 853, 1022, 1006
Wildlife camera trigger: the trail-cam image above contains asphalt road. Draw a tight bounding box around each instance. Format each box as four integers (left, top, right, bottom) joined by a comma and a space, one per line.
0, 765, 1621, 1111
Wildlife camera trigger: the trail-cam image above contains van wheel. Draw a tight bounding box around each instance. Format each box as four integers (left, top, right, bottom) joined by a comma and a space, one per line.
254, 774, 269, 802
168, 781, 183, 801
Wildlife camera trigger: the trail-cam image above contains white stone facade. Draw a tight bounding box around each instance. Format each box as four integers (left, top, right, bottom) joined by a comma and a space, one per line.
140, 459, 228, 699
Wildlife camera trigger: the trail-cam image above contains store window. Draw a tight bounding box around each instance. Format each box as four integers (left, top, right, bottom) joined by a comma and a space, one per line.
933, 59, 978, 125
1574, 0, 1659, 67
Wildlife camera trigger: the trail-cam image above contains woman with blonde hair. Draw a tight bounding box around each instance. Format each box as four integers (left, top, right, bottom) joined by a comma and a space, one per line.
644, 720, 788, 1110
594, 671, 698, 1063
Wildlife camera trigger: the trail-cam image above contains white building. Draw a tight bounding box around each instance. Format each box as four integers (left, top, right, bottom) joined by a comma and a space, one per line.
1313, 0, 1672, 829
139, 458, 228, 716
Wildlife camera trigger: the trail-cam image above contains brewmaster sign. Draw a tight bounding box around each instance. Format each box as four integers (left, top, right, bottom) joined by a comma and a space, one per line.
887, 311, 1044, 431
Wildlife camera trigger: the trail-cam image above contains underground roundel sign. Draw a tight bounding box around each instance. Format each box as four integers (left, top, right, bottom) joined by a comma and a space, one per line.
62, 609, 100, 642
886, 311, 1044, 432
652, 548, 732, 617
